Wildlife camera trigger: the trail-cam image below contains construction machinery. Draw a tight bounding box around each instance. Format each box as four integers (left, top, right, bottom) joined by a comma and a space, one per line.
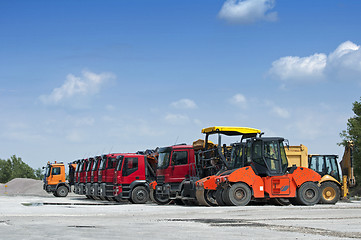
285, 141, 356, 204
43, 161, 77, 197
196, 131, 322, 206
150, 126, 262, 205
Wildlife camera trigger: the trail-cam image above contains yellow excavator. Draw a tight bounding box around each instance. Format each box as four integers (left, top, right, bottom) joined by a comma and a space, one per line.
285, 141, 356, 204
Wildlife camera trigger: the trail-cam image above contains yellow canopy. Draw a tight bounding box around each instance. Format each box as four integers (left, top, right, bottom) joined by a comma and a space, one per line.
201, 126, 261, 136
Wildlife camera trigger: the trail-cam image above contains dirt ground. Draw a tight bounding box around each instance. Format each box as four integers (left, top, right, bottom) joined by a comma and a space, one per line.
1, 179, 361, 239
0, 195, 361, 240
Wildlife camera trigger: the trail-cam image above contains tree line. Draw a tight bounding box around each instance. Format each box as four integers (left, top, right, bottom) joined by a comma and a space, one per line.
340, 97, 361, 183
0, 155, 43, 183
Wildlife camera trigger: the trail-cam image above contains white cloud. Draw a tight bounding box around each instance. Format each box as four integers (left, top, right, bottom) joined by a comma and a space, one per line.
170, 99, 197, 109
229, 93, 247, 108
40, 70, 115, 105
164, 113, 190, 125
218, 0, 278, 25
266, 101, 290, 118
269, 41, 361, 83
269, 53, 327, 81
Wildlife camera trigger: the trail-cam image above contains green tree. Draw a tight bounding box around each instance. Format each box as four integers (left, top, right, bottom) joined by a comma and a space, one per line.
0, 159, 12, 183
340, 97, 361, 182
0, 155, 37, 183
34, 167, 44, 180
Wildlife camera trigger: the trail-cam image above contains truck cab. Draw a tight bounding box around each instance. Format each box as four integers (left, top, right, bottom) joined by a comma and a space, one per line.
84, 157, 95, 197
98, 153, 122, 200
154, 145, 196, 203
113, 153, 157, 204
43, 161, 76, 197
78, 158, 88, 195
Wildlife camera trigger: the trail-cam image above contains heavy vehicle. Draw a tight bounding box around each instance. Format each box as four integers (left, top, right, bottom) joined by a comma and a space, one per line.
96, 153, 123, 200
196, 132, 322, 206
43, 161, 77, 197
84, 157, 95, 198
150, 126, 262, 205
89, 155, 102, 199
78, 158, 89, 195
285, 142, 356, 204
113, 153, 157, 204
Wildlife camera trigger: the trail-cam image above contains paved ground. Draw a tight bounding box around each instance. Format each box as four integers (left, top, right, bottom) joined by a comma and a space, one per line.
1, 195, 361, 240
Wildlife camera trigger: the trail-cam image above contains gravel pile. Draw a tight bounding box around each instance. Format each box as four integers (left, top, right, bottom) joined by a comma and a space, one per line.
0, 178, 48, 197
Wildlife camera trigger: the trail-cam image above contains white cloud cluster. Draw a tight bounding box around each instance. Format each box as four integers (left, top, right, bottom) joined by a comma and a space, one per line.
40, 70, 115, 104
170, 98, 197, 109
218, 0, 278, 25
164, 113, 190, 125
269, 41, 361, 83
229, 93, 247, 108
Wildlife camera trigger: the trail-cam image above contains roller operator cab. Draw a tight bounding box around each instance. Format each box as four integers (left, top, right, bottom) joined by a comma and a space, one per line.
43, 161, 77, 197
196, 136, 322, 206
113, 154, 157, 204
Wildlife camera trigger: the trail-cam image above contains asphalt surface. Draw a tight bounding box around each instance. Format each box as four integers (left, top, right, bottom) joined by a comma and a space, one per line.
1, 195, 361, 240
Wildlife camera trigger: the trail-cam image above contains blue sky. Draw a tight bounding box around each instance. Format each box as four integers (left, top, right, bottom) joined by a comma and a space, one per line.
1, 0, 361, 168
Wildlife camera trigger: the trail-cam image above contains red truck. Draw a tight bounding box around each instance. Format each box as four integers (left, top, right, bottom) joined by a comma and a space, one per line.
74, 159, 83, 194
89, 156, 102, 199
84, 157, 95, 198
97, 153, 122, 200
78, 158, 88, 195
113, 153, 157, 204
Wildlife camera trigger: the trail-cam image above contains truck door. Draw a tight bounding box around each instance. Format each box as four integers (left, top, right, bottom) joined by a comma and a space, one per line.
169, 150, 189, 183
122, 157, 145, 183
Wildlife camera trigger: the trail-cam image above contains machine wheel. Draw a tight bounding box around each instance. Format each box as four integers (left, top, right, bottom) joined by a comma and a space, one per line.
227, 183, 252, 206
131, 186, 149, 204
215, 188, 226, 206
150, 189, 171, 205
319, 182, 340, 204
270, 198, 291, 206
296, 182, 321, 206
56, 186, 68, 197
53, 192, 58, 197
204, 190, 217, 206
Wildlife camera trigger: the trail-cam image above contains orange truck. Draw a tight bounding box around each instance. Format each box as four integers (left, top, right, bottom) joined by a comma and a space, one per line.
43, 161, 77, 197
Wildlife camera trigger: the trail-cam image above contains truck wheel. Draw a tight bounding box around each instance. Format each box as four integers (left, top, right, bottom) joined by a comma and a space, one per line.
296, 182, 320, 206
56, 186, 68, 197
215, 188, 226, 206
319, 182, 340, 204
131, 186, 149, 204
150, 189, 171, 205
227, 183, 251, 206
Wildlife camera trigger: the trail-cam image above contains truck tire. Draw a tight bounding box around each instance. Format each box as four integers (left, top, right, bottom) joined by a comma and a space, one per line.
227, 183, 251, 206
56, 186, 68, 197
319, 182, 340, 204
296, 182, 320, 206
150, 189, 171, 205
131, 186, 149, 204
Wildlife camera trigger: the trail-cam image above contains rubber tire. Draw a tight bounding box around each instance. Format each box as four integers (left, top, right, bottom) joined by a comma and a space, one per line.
131, 186, 149, 204
227, 183, 252, 206
296, 182, 321, 206
204, 190, 218, 206
222, 187, 232, 206
150, 189, 171, 205
319, 182, 340, 204
270, 198, 291, 206
215, 188, 226, 206
56, 186, 68, 197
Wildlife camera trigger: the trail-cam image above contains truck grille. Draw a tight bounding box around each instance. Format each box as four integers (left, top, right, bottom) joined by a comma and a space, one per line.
156, 176, 165, 184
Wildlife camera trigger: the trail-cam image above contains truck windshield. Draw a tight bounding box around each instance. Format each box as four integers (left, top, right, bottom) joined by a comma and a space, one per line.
86, 159, 93, 171
158, 151, 171, 169
45, 165, 51, 177
92, 159, 99, 171
116, 156, 123, 171
99, 158, 107, 170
